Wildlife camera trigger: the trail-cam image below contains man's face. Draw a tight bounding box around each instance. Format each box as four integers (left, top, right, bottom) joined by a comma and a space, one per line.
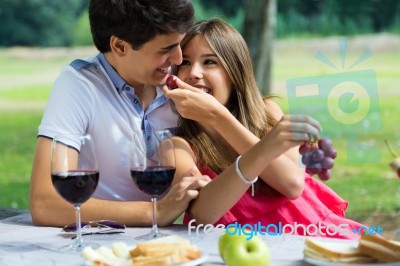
117, 33, 185, 90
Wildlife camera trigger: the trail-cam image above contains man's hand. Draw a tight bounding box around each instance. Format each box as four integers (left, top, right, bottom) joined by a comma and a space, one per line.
157, 175, 211, 226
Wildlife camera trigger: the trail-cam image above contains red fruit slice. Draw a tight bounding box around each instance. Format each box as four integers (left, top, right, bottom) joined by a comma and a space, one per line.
166, 75, 177, 89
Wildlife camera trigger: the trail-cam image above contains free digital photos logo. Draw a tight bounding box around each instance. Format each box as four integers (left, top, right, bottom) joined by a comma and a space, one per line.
286, 39, 382, 163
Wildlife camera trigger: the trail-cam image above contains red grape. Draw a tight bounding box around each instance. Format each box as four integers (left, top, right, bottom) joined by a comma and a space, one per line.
321, 157, 334, 169
301, 152, 313, 165
299, 141, 312, 155
324, 147, 337, 159
318, 138, 332, 151
318, 169, 331, 181
306, 167, 321, 175
312, 149, 325, 162
166, 75, 177, 89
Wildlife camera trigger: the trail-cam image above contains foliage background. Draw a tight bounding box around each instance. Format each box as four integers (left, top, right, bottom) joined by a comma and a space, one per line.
1, 0, 400, 47
0, 0, 399, 235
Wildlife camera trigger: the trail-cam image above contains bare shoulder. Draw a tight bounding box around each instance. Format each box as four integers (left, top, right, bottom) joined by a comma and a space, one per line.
264, 97, 284, 120
171, 136, 197, 160
172, 136, 191, 149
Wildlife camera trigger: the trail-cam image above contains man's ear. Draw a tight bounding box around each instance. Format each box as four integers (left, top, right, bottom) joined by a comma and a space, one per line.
110, 35, 127, 55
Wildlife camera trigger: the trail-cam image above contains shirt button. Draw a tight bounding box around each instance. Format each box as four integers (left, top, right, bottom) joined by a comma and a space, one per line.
133, 99, 138, 104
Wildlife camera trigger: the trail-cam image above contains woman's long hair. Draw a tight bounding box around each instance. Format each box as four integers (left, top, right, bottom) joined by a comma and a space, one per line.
177, 18, 278, 193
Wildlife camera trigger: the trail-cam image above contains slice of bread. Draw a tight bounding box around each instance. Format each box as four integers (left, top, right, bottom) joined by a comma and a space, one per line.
358, 233, 400, 262
128, 235, 202, 266
304, 238, 378, 264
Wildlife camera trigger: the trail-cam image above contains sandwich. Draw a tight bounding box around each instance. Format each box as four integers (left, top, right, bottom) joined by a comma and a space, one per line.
303, 238, 378, 264
358, 233, 400, 262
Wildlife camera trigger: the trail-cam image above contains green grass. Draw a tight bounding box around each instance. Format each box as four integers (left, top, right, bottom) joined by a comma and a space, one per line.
0, 37, 399, 221
274, 95, 400, 220
0, 111, 43, 209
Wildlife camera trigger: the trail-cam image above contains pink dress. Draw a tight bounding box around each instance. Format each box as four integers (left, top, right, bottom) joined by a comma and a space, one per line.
184, 163, 365, 240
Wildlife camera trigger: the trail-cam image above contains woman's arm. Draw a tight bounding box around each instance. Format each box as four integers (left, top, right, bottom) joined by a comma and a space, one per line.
29, 137, 208, 227
164, 81, 318, 199
172, 115, 321, 224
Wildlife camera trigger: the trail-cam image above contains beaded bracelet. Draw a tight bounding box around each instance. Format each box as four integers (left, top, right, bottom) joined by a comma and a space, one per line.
235, 155, 258, 196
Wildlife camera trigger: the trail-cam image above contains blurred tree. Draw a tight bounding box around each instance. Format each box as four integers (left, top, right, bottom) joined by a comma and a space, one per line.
72, 10, 93, 46
0, 0, 87, 47
199, 0, 244, 16
276, 0, 400, 36
242, 0, 276, 96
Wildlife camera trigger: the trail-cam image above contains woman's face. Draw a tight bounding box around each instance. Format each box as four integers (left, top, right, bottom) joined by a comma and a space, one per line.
177, 35, 233, 106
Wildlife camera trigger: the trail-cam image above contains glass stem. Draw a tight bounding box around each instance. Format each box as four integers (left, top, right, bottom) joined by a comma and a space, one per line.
151, 197, 159, 237
74, 204, 83, 247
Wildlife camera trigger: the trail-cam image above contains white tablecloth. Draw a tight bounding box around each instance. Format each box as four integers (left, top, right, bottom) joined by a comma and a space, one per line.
0, 212, 329, 266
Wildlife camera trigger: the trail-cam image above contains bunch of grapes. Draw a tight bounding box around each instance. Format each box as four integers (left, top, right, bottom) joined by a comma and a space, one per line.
299, 138, 337, 181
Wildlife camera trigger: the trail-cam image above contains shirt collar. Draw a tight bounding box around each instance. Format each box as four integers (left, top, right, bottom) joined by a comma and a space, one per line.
97, 53, 126, 93
96, 53, 164, 96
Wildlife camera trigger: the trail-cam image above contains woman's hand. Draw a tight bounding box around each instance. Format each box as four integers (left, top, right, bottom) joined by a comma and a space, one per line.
157, 175, 211, 226
162, 77, 226, 125
260, 114, 322, 159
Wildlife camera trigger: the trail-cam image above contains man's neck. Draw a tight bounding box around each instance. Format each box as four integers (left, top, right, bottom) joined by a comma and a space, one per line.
136, 85, 157, 111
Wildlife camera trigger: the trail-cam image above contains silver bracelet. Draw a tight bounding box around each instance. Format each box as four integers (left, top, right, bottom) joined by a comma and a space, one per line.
235, 155, 258, 184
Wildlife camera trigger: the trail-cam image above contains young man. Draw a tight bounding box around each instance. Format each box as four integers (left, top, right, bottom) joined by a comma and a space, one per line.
29, 0, 211, 227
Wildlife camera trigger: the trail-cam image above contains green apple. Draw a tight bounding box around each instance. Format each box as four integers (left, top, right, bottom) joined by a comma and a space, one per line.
218, 227, 270, 266
218, 227, 246, 260
222, 235, 271, 266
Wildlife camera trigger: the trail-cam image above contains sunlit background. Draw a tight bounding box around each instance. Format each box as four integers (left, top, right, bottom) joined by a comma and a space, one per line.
1, 0, 399, 238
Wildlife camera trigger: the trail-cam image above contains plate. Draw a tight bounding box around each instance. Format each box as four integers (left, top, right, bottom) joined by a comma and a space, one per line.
82, 237, 209, 266
84, 252, 208, 266
175, 253, 208, 266
304, 257, 400, 266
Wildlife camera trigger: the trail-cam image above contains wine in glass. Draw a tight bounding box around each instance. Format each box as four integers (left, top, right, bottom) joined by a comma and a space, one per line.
51, 134, 100, 252
129, 129, 176, 240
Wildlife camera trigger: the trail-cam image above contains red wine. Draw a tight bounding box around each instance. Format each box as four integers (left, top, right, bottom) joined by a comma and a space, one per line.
130, 166, 175, 196
51, 170, 99, 205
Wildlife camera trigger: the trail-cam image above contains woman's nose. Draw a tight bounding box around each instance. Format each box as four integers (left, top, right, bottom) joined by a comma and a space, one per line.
188, 63, 203, 80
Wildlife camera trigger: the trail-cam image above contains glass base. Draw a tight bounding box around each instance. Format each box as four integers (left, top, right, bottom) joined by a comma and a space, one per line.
58, 242, 100, 253
135, 231, 169, 241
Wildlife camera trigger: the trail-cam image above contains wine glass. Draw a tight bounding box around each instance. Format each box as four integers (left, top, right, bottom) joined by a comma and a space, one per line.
129, 129, 176, 240
51, 134, 100, 252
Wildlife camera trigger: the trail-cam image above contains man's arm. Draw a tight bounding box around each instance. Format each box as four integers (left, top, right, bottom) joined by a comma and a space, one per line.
29, 137, 207, 227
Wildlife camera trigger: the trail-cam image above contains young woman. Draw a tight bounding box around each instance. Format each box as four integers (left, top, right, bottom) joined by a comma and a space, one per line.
164, 18, 364, 239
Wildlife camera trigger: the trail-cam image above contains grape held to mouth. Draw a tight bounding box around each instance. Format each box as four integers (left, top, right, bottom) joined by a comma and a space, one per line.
166, 75, 178, 89
299, 138, 337, 181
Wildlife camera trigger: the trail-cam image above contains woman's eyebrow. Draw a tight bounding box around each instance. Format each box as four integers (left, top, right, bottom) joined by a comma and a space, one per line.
202, 53, 217, 57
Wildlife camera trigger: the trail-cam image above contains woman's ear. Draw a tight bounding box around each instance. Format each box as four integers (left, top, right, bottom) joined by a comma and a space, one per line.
110, 35, 127, 55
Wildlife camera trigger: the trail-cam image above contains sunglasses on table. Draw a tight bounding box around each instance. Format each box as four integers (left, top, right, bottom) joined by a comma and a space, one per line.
62, 220, 126, 232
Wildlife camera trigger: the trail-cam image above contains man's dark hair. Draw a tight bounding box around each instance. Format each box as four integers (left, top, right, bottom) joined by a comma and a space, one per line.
89, 0, 195, 52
